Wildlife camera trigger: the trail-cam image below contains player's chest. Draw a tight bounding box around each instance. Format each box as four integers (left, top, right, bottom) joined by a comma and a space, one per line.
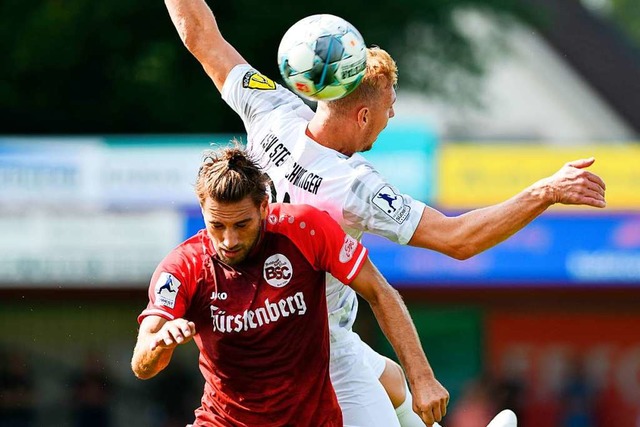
205, 251, 321, 314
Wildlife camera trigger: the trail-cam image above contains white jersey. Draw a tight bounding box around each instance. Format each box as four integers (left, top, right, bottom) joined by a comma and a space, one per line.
222, 64, 426, 341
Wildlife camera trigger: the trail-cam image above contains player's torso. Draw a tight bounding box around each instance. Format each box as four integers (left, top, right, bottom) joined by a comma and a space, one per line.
246, 106, 365, 241
244, 98, 370, 338
188, 231, 336, 425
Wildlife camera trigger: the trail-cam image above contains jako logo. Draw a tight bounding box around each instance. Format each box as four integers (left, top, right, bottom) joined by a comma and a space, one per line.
263, 253, 293, 287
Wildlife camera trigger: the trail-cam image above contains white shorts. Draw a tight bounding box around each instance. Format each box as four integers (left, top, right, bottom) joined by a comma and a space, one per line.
360, 338, 387, 378
329, 330, 399, 427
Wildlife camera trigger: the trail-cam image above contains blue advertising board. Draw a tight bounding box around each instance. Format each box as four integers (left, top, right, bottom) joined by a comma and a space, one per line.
184, 212, 640, 286
363, 213, 640, 286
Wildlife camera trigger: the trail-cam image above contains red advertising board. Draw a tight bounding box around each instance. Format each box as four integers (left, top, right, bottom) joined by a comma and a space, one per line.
486, 312, 640, 427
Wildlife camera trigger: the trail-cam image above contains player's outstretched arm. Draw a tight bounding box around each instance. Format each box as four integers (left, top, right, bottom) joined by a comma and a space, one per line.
350, 259, 449, 426
131, 315, 196, 380
409, 157, 606, 260
165, 0, 247, 91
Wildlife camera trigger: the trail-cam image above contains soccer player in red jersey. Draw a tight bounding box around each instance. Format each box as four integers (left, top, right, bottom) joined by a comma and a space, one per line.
131, 147, 443, 427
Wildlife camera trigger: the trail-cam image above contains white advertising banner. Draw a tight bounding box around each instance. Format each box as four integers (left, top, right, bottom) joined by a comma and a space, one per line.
0, 211, 183, 286
0, 136, 234, 210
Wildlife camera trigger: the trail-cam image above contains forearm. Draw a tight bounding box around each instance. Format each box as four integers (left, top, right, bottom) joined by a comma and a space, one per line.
164, 0, 246, 90
410, 182, 553, 259
131, 336, 175, 380
368, 282, 435, 388
165, 0, 218, 55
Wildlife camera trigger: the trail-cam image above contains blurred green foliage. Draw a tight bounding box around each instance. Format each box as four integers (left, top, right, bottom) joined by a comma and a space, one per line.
609, 0, 640, 44
0, 0, 537, 134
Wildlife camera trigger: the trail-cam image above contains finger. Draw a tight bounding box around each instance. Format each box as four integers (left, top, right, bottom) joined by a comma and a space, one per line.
584, 178, 606, 197
420, 408, 435, 426
584, 171, 606, 191
181, 323, 194, 338
432, 405, 443, 422
579, 185, 606, 203
566, 157, 595, 169
581, 195, 606, 208
188, 321, 197, 335
150, 337, 160, 351
163, 332, 178, 346
441, 399, 448, 418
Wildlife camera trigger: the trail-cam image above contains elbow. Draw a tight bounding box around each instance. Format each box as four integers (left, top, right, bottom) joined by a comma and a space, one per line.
131, 360, 156, 381
432, 242, 474, 261
132, 367, 155, 381
449, 247, 474, 261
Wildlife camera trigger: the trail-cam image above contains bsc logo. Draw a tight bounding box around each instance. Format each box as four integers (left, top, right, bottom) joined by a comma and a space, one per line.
263, 254, 293, 288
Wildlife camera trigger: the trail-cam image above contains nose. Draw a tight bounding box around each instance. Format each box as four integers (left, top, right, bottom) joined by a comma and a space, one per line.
222, 229, 239, 249
389, 107, 395, 119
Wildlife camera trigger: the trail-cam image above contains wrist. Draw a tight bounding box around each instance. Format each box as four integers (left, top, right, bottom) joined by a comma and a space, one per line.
530, 178, 557, 206
407, 367, 436, 386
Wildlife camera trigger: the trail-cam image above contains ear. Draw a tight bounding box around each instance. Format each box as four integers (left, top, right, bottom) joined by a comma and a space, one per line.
200, 197, 208, 218
259, 197, 269, 219
357, 107, 369, 129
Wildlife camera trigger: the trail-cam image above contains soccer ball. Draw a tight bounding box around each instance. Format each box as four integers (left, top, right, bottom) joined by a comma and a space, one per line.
277, 14, 367, 102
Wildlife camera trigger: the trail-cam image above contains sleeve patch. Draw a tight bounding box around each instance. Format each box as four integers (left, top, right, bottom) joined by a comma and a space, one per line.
154, 272, 182, 309
372, 185, 411, 224
339, 234, 358, 263
242, 71, 276, 90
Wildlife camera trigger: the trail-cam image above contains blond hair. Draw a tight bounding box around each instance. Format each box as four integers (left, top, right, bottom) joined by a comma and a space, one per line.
328, 46, 398, 109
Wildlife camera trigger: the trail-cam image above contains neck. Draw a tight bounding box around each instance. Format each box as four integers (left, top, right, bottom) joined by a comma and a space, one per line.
307, 105, 357, 157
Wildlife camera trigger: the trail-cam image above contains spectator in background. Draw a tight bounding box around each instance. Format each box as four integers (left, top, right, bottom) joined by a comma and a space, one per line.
0, 349, 36, 427
70, 352, 111, 427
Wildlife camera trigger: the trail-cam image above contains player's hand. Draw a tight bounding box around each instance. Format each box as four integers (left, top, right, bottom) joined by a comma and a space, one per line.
150, 318, 196, 351
412, 376, 449, 426
540, 157, 606, 208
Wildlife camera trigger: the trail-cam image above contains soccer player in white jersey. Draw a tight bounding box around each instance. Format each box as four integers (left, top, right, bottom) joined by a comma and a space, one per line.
163, 1, 606, 425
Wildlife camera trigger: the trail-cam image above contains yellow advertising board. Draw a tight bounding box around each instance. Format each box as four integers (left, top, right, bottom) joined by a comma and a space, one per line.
438, 143, 640, 209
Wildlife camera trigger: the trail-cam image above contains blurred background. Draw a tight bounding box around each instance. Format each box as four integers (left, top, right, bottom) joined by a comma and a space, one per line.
1, 0, 639, 426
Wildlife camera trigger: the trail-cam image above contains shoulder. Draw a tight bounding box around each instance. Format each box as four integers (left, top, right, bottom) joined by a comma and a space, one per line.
267, 203, 333, 228
222, 64, 311, 114
157, 230, 210, 279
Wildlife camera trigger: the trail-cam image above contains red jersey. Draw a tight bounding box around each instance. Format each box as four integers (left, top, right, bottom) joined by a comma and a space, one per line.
138, 203, 368, 427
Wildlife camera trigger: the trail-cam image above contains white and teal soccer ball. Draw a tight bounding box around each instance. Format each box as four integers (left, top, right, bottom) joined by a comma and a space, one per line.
277, 14, 367, 101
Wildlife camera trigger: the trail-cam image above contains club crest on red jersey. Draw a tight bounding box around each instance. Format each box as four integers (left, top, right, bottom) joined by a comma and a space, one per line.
263, 253, 293, 287
339, 234, 358, 263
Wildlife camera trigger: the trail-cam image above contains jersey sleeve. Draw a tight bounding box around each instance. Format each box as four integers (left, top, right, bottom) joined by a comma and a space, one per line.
273, 204, 369, 285
342, 159, 427, 245
221, 64, 313, 133
137, 249, 195, 324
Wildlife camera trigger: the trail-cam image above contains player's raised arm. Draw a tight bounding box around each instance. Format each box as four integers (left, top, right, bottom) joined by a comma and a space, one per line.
165, 0, 248, 91
131, 315, 196, 380
408, 157, 607, 260
350, 259, 449, 426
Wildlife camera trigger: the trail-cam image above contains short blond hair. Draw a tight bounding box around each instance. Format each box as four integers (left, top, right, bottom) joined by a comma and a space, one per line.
328, 47, 398, 109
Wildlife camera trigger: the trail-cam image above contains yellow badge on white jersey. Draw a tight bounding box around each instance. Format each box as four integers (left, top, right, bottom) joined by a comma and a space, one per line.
242, 71, 276, 90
